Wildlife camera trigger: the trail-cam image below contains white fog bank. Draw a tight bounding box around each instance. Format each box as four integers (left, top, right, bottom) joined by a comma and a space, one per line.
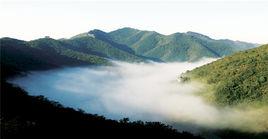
9, 59, 268, 133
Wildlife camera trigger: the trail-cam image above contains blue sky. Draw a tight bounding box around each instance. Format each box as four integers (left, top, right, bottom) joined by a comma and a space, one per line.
0, 0, 267, 43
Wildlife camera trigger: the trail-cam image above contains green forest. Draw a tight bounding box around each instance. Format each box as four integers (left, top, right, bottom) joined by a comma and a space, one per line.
186, 44, 268, 106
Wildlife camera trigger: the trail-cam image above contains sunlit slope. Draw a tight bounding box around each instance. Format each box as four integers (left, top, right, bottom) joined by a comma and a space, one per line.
186, 44, 268, 106
69, 30, 160, 62
65, 31, 145, 62
109, 27, 256, 62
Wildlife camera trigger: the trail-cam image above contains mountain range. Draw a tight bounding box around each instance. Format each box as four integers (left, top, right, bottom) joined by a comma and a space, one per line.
75, 27, 258, 61
108, 28, 257, 61
1, 27, 257, 78
1, 28, 267, 138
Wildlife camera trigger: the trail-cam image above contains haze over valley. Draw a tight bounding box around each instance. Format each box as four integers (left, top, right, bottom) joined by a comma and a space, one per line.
9, 58, 268, 133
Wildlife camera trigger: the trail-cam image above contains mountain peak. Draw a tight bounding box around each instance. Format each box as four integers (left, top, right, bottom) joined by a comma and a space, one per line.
110, 27, 161, 37
118, 27, 139, 31
87, 29, 113, 41
88, 29, 106, 34
110, 27, 141, 34
186, 31, 211, 39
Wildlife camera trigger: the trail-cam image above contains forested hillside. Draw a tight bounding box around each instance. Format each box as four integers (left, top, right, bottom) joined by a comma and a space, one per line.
64, 34, 145, 62
0, 37, 108, 79
186, 44, 268, 106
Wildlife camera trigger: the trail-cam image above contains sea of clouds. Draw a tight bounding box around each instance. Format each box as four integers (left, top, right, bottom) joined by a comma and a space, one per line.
9, 59, 268, 133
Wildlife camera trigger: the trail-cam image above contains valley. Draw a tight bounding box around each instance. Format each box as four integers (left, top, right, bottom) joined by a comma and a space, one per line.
1, 29, 267, 138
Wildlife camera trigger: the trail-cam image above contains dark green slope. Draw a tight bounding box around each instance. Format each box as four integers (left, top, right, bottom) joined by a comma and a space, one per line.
144, 33, 219, 61
186, 44, 268, 106
81, 29, 162, 61
1, 37, 106, 79
66, 33, 145, 62
29, 37, 108, 64
1, 34, 147, 79
108, 27, 142, 46
1, 33, 148, 79
88, 29, 135, 53
109, 27, 257, 61
109, 28, 163, 54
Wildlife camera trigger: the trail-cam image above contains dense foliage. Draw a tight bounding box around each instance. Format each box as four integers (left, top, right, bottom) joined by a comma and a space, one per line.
187, 44, 268, 106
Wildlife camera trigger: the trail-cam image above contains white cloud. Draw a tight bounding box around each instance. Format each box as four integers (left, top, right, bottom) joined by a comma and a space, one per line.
9, 59, 268, 133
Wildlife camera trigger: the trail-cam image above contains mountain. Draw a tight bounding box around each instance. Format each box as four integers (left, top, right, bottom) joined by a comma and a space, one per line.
30, 37, 145, 62
69, 30, 160, 62
185, 44, 268, 106
87, 29, 135, 53
1, 27, 258, 73
0, 27, 258, 79
29, 37, 110, 64
108, 27, 257, 61
65, 31, 145, 62
0, 37, 108, 79
1, 33, 152, 78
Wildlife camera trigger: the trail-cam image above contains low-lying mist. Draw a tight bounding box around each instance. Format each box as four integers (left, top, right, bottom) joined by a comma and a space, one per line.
9, 59, 268, 133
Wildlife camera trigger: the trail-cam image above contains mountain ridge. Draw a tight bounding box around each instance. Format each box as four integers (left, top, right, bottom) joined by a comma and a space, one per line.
1, 27, 258, 69
106, 27, 258, 61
